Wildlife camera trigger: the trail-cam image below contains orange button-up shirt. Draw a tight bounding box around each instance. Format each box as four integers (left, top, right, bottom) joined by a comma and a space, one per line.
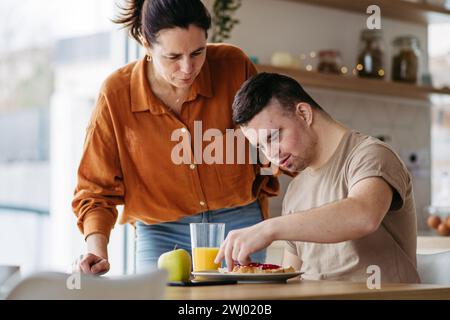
72, 44, 279, 241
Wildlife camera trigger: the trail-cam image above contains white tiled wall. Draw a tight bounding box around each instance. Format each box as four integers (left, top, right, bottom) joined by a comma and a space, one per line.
268, 89, 431, 231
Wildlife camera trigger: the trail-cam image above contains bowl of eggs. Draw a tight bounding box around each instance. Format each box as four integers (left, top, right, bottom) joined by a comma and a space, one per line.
427, 206, 450, 236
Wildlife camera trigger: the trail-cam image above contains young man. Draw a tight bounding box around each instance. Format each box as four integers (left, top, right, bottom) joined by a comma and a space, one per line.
215, 72, 420, 283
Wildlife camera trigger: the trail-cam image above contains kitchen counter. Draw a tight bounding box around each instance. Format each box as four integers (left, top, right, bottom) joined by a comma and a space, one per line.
418, 235, 450, 253
166, 278, 450, 300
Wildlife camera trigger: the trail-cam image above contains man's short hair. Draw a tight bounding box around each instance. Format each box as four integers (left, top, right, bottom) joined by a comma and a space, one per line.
232, 72, 326, 125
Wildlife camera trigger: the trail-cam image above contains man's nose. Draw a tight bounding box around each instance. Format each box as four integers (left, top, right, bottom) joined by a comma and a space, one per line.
266, 145, 281, 164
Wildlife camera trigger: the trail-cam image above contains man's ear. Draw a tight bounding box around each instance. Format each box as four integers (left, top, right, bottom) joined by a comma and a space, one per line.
295, 103, 314, 126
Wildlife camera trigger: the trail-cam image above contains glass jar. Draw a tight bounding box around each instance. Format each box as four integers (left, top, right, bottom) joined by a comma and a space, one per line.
356, 29, 386, 79
317, 50, 341, 74
391, 36, 421, 84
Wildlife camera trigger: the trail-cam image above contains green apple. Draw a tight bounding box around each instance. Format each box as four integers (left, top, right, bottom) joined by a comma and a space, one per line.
157, 248, 192, 282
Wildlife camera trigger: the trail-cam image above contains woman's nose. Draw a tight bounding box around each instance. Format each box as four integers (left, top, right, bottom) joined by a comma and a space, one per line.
179, 57, 194, 74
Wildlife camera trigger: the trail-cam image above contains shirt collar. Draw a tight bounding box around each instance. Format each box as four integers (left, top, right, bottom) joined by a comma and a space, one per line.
130, 56, 213, 114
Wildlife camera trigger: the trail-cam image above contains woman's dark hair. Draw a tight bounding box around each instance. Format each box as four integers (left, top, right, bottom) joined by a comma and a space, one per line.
113, 0, 212, 45
232, 73, 326, 126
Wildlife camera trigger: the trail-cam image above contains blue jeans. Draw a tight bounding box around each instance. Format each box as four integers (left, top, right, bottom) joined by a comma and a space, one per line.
135, 200, 266, 273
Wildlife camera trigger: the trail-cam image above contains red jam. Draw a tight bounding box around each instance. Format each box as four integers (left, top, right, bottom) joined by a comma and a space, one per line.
238, 262, 281, 270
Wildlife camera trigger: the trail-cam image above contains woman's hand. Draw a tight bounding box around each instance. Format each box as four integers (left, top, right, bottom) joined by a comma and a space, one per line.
73, 233, 110, 275
73, 253, 110, 275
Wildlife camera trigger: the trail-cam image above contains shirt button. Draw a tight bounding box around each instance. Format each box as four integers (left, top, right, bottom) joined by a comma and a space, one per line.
200, 201, 206, 207
189, 164, 196, 170
181, 127, 187, 133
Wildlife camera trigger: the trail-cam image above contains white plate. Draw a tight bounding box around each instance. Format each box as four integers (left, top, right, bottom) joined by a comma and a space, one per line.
191, 270, 303, 283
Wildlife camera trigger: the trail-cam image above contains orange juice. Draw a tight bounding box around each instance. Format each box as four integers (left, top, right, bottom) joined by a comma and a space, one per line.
192, 247, 220, 271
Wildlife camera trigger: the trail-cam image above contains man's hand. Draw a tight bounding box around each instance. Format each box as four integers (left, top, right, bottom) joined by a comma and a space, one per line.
214, 220, 275, 271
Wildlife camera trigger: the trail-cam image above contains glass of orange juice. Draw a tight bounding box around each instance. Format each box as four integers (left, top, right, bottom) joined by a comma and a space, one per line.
190, 223, 225, 272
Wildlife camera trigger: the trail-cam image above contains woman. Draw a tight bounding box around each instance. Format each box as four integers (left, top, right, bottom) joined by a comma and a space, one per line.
73, 0, 278, 275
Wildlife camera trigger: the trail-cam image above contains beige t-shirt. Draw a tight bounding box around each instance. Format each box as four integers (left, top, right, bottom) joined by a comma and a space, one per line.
283, 130, 420, 283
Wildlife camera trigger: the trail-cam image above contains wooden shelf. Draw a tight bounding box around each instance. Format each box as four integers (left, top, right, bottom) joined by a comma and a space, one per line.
281, 0, 450, 24
257, 64, 450, 101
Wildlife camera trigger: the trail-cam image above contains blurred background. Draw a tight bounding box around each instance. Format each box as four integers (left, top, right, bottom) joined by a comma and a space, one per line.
0, 0, 135, 276
1, 0, 450, 276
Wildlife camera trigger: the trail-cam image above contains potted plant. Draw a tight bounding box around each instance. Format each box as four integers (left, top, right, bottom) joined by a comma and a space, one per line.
211, 0, 242, 43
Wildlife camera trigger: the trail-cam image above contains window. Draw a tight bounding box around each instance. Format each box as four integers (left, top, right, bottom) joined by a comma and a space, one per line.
429, 23, 450, 207
0, 0, 136, 276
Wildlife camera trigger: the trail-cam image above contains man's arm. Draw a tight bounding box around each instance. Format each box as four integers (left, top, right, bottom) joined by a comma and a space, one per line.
270, 177, 393, 243
215, 176, 393, 269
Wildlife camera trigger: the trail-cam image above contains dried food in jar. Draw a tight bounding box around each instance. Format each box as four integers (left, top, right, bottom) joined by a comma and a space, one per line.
357, 29, 386, 79
392, 36, 420, 84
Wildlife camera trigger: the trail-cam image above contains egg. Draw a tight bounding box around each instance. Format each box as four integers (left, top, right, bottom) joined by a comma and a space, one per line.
427, 215, 441, 229
437, 223, 450, 236
446, 217, 450, 229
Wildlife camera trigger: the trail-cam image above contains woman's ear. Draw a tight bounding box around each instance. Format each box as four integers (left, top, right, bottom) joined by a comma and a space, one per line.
139, 35, 153, 59
139, 34, 151, 49
295, 103, 314, 126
